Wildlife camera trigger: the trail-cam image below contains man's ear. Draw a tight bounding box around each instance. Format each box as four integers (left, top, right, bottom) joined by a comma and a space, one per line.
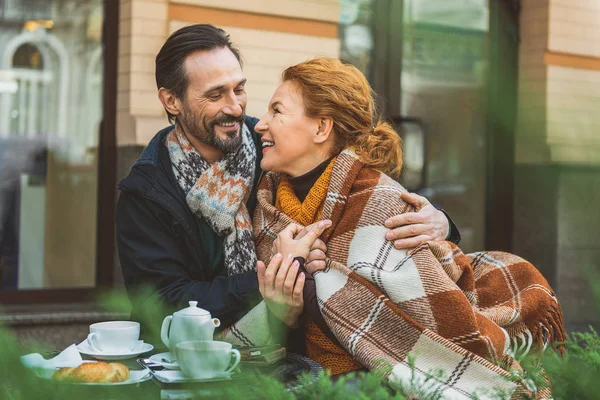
313, 117, 334, 144
158, 87, 181, 118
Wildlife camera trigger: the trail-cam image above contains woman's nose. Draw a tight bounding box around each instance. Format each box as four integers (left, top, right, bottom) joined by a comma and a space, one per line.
255, 116, 269, 133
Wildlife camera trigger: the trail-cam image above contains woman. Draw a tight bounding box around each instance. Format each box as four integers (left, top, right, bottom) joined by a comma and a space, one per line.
251, 58, 565, 398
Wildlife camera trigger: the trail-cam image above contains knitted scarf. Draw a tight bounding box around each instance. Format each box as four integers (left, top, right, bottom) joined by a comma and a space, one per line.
165, 124, 257, 275
253, 149, 566, 400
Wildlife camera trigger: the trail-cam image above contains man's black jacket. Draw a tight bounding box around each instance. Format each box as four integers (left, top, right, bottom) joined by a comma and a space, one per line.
117, 116, 263, 330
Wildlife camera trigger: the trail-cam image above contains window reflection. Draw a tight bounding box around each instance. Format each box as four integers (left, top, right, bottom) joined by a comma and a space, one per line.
0, 0, 103, 290
339, 0, 490, 251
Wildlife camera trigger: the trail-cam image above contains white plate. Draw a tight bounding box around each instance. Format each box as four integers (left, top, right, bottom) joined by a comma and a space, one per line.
36, 360, 153, 386
152, 369, 232, 384
76, 340, 154, 361
149, 352, 180, 370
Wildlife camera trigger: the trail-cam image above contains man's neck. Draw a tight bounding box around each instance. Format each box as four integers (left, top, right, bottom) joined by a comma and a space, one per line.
177, 124, 222, 164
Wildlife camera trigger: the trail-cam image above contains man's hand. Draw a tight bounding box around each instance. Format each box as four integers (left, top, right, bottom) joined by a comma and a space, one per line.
257, 254, 305, 328
384, 192, 449, 250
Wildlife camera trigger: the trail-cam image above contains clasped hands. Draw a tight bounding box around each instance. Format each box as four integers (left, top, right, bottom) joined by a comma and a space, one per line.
257, 220, 331, 328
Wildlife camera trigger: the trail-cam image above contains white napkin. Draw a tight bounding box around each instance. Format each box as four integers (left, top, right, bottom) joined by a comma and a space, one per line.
21, 344, 83, 369
20, 344, 84, 378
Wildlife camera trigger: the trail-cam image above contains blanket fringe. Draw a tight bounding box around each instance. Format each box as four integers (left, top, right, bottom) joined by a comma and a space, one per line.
519, 299, 567, 357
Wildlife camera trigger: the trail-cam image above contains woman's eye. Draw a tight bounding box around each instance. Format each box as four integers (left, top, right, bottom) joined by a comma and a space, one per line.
273, 108, 280, 114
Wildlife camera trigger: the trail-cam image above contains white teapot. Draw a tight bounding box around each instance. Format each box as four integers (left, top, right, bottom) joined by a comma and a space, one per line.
160, 301, 221, 359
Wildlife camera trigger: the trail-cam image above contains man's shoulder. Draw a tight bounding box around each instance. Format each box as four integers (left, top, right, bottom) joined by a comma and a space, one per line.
133, 125, 175, 168
118, 125, 174, 194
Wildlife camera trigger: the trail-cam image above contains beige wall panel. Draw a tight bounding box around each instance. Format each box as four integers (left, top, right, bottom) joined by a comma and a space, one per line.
131, 1, 169, 20
119, 55, 131, 74
548, 63, 600, 81
131, 18, 169, 37
135, 116, 170, 144
551, 0, 600, 9
546, 65, 600, 164
170, 0, 340, 23
117, 0, 169, 146
547, 76, 600, 95
117, 92, 131, 111
549, 1, 600, 58
517, 0, 550, 164
549, 3, 600, 25
129, 73, 157, 92
130, 55, 158, 73
118, 72, 131, 92
130, 90, 165, 115
550, 143, 600, 164
130, 36, 165, 56
120, 0, 133, 21
119, 35, 132, 56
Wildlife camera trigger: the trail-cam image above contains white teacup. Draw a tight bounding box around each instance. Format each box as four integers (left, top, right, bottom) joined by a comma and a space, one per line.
176, 340, 240, 380
87, 321, 140, 353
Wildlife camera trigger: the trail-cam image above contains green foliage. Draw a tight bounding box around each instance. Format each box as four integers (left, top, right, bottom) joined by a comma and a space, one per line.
2, 290, 600, 400
541, 328, 600, 400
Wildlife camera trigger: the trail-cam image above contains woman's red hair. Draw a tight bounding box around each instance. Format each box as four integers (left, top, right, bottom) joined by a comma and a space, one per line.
282, 58, 402, 176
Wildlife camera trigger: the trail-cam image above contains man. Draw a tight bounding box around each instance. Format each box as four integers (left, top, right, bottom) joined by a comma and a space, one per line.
116, 24, 460, 333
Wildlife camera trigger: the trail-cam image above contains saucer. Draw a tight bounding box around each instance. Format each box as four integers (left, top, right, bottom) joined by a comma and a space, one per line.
76, 340, 154, 361
149, 352, 180, 370
152, 369, 233, 384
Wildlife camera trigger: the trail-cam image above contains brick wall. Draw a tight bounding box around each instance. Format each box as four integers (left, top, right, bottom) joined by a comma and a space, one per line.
514, 0, 600, 333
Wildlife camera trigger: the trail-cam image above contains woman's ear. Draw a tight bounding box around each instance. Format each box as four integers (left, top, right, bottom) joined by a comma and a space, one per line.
314, 117, 334, 144
158, 88, 182, 118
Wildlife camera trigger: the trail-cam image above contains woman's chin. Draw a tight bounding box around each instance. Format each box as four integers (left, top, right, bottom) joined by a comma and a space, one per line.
260, 160, 281, 173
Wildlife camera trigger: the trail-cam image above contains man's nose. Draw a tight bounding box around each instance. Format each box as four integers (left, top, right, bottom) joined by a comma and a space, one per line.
223, 92, 244, 117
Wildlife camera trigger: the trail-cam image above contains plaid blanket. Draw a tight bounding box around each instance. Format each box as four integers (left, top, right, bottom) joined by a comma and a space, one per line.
252, 150, 565, 399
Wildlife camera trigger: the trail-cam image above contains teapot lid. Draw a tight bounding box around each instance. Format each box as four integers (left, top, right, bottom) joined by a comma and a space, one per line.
174, 301, 210, 317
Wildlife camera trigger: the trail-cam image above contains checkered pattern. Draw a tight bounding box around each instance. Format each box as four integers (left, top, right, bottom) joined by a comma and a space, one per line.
253, 150, 565, 399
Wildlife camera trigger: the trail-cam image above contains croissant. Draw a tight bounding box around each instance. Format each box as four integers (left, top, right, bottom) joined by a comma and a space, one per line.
52, 362, 130, 383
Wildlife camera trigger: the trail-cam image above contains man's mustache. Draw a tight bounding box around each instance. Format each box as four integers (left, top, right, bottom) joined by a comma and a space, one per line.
210, 114, 245, 128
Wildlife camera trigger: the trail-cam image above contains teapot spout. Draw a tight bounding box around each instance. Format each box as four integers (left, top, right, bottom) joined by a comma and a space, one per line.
211, 318, 221, 328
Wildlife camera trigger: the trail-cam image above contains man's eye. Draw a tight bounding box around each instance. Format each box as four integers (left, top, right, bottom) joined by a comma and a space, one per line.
208, 94, 221, 100
235, 87, 245, 94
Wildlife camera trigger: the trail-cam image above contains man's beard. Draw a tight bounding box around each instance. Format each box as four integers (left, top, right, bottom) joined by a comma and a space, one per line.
179, 102, 245, 154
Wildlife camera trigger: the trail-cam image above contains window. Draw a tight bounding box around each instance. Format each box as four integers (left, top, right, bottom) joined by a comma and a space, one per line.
0, 0, 117, 299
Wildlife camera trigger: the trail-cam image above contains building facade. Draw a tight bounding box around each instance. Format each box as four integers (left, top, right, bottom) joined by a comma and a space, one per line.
0, 0, 597, 347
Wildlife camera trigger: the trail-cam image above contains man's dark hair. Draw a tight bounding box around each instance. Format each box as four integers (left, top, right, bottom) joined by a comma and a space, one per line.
155, 24, 242, 123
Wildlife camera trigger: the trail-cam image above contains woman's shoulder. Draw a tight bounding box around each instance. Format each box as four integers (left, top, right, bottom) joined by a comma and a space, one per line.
352, 166, 407, 196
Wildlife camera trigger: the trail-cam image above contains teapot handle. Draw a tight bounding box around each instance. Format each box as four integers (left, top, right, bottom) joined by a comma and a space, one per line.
160, 315, 173, 349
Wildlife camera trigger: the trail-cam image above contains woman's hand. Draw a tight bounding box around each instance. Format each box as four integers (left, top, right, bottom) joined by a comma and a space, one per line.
257, 254, 305, 328
272, 220, 332, 260
293, 221, 329, 275
384, 192, 449, 249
